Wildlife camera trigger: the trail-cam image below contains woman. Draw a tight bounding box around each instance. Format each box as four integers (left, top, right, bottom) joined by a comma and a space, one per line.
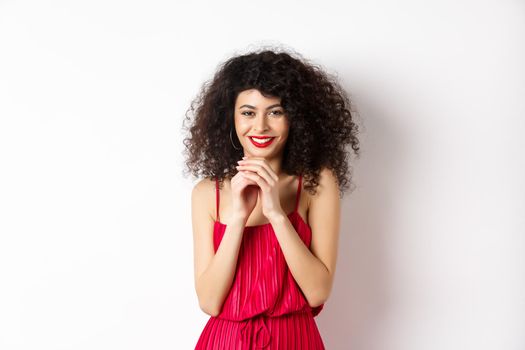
182, 47, 361, 349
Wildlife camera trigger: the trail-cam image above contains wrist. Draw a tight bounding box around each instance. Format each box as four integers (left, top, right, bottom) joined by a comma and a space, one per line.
267, 210, 287, 224
225, 214, 247, 228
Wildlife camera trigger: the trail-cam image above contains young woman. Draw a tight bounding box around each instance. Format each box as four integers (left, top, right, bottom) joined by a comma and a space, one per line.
183, 47, 361, 349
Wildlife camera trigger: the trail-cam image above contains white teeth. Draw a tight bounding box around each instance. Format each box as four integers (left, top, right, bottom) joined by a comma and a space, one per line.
251, 137, 273, 144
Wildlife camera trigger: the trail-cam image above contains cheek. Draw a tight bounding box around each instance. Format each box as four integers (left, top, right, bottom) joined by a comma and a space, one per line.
272, 119, 289, 133
235, 119, 250, 133
278, 125, 290, 139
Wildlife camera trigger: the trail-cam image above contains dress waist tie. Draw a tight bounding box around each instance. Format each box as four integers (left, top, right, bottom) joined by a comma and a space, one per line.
239, 314, 271, 349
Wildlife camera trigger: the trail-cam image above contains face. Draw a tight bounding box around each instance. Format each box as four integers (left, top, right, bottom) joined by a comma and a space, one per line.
233, 89, 290, 159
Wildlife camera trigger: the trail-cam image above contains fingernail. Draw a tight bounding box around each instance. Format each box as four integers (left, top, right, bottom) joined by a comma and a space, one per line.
242, 156, 247, 159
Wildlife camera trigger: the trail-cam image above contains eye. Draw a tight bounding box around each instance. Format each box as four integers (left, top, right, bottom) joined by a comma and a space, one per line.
241, 110, 283, 117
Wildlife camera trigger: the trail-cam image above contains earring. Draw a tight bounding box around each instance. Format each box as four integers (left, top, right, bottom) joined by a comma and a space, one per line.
230, 127, 241, 150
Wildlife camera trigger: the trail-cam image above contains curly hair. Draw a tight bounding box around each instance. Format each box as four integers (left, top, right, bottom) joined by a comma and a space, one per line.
182, 46, 361, 198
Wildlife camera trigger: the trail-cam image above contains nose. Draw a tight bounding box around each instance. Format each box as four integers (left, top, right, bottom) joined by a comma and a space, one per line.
253, 113, 269, 132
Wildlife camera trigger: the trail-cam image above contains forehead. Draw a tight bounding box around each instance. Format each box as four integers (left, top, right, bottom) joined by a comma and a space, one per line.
235, 89, 281, 106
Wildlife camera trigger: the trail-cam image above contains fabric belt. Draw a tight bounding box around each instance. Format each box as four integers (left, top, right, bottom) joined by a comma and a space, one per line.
239, 314, 271, 349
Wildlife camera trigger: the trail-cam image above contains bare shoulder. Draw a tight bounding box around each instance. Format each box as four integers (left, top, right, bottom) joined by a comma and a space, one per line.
307, 167, 340, 204
305, 167, 340, 229
192, 177, 216, 222
318, 167, 339, 188
192, 177, 215, 194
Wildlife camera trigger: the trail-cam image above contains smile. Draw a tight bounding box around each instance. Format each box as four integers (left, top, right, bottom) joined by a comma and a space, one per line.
249, 136, 275, 148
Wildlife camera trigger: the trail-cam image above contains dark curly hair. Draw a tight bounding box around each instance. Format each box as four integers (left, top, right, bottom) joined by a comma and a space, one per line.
182, 46, 361, 198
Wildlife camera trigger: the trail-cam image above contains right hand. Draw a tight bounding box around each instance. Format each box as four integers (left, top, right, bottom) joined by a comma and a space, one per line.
229, 168, 259, 222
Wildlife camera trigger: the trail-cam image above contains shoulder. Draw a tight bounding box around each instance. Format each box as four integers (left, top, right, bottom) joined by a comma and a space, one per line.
318, 167, 338, 189
192, 177, 217, 220
192, 177, 215, 196
307, 168, 339, 202
305, 168, 340, 222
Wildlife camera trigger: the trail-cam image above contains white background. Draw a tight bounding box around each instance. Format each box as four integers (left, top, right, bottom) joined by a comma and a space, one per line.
1, 1, 524, 349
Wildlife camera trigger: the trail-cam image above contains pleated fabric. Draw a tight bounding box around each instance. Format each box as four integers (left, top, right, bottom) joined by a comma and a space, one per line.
195, 175, 325, 350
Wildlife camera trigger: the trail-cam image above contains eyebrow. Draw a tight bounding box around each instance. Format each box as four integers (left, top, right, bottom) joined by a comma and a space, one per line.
239, 104, 282, 110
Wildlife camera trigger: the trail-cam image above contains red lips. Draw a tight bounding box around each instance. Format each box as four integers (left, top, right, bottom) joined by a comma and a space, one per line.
249, 136, 275, 148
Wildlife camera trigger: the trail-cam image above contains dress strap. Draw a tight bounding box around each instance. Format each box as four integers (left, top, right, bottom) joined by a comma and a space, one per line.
215, 178, 220, 221
294, 175, 302, 213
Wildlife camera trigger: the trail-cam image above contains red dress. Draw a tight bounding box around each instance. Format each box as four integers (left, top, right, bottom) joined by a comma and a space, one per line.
195, 175, 325, 349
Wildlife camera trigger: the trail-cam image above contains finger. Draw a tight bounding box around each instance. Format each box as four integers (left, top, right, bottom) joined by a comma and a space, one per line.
233, 171, 256, 189
237, 164, 276, 186
238, 158, 279, 182
239, 172, 257, 185
240, 170, 269, 191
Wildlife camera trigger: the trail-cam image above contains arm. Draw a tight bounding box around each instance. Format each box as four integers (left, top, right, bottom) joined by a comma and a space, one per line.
268, 168, 341, 307
192, 179, 247, 316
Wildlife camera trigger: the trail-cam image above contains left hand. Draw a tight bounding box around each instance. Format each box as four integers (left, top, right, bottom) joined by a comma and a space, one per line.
235, 156, 285, 220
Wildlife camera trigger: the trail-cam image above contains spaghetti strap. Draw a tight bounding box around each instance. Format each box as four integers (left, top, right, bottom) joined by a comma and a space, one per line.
294, 175, 302, 213
215, 178, 220, 221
